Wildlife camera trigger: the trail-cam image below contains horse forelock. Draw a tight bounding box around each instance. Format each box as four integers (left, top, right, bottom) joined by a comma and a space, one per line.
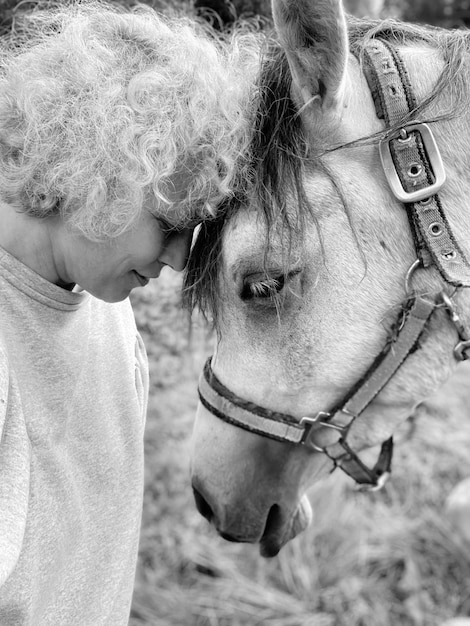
183, 42, 311, 322
183, 17, 470, 322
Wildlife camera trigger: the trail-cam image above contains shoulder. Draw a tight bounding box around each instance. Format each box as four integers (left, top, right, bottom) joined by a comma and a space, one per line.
0, 343, 30, 588
0, 340, 28, 453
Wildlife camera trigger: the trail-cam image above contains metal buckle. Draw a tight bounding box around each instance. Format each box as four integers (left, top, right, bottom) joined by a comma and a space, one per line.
455, 340, 470, 361
441, 292, 470, 360
300, 412, 347, 453
379, 123, 446, 203
356, 471, 390, 492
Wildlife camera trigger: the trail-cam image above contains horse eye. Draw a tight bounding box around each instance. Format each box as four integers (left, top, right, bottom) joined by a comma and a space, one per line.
241, 275, 285, 301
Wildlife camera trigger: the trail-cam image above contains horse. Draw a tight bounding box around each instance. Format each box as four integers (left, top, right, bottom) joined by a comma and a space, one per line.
185, 0, 470, 558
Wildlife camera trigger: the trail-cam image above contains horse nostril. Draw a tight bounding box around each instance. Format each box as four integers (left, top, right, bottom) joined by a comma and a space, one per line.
220, 531, 241, 543
192, 487, 214, 523
261, 504, 282, 541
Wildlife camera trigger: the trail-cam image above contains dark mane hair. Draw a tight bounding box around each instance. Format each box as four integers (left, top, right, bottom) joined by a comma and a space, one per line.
183, 39, 309, 321
183, 16, 470, 322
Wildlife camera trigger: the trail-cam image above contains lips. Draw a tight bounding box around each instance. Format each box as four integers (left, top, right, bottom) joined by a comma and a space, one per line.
259, 495, 313, 557
133, 271, 150, 286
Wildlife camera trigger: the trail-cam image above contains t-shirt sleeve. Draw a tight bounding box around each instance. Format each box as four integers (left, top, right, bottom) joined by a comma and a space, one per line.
0, 349, 30, 588
134, 332, 149, 426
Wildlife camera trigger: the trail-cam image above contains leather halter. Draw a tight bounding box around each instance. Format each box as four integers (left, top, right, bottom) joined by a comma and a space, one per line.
198, 38, 470, 489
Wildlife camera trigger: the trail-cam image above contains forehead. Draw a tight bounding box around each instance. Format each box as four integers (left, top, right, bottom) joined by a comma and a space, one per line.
221, 210, 311, 282
222, 162, 350, 257
145, 175, 203, 230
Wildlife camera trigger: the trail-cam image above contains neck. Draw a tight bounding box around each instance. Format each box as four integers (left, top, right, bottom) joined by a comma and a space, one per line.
0, 202, 67, 286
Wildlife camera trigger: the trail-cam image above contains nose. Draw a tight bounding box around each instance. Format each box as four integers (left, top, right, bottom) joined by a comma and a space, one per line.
159, 228, 193, 271
192, 486, 214, 523
192, 483, 296, 549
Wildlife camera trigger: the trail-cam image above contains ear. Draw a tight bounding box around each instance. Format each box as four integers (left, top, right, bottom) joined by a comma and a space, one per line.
272, 0, 349, 112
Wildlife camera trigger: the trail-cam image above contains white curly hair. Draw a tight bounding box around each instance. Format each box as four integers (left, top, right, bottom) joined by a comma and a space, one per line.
0, 1, 256, 239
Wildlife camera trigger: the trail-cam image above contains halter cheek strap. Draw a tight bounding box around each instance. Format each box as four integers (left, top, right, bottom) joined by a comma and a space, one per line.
199, 295, 435, 487
363, 38, 470, 286
197, 38, 470, 489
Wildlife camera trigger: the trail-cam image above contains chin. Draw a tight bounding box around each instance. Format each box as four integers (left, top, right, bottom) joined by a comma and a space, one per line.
88, 288, 130, 303
105, 293, 130, 303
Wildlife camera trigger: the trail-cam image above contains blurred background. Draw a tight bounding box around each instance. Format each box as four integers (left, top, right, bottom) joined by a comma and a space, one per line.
2, 0, 470, 30
2, 0, 470, 624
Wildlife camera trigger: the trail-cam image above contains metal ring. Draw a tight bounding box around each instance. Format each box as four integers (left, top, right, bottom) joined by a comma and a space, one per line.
404, 259, 421, 294
440, 291, 455, 313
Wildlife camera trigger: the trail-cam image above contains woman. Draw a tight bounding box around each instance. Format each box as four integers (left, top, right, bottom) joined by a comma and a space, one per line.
0, 2, 251, 623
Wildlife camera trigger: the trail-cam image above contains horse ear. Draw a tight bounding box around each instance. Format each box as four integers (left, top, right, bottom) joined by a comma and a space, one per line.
272, 0, 349, 112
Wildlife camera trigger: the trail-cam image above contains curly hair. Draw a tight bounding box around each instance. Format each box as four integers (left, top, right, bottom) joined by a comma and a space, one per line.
0, 1, 256, 239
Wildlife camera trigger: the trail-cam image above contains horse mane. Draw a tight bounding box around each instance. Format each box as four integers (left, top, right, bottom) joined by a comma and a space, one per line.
183, 16, 470, 321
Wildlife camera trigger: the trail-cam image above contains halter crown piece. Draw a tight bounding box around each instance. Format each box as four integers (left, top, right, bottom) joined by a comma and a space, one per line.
198, 38, 470, 490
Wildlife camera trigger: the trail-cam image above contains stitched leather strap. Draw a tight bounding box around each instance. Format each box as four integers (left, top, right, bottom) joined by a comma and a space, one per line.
363, 39, 470, 286
198, 361, 305, 445
339, 296, 435, 419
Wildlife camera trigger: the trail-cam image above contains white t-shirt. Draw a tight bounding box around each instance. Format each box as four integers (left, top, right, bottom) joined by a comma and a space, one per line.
0, 246, 148, 625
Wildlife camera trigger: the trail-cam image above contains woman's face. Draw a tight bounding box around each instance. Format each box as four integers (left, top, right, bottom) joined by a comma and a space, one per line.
56, 199, 193, 302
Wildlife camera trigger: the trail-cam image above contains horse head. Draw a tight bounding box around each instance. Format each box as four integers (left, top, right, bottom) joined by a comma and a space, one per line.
187, 0, 470, 556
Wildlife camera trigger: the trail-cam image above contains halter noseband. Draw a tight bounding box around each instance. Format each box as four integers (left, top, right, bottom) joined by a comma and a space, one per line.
198, 38, 470, 490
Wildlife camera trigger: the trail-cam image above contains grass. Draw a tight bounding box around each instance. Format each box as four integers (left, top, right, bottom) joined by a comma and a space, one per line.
129, 272, 470, 626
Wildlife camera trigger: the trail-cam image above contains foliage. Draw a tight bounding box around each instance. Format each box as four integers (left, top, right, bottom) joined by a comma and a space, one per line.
384, 0, 470, 27
2, 0, 470, 42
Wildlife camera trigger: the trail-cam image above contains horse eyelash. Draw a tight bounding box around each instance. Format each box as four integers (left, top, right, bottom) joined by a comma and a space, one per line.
241, 275, 286, 300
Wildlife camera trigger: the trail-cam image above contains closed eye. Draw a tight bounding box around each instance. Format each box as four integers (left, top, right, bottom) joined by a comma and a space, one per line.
156, 217, 175, 234
241, 275, 286, 301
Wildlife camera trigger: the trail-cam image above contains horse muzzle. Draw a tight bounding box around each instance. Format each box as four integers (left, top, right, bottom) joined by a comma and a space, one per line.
192, 479, 313, 557
190, 400, 315, 556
